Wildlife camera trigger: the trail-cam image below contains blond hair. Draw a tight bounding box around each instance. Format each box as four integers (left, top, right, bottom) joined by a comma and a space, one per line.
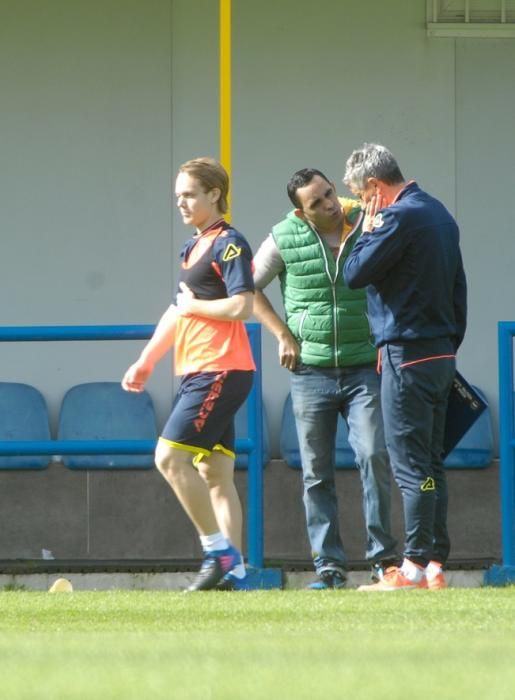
178, 157, 229, 214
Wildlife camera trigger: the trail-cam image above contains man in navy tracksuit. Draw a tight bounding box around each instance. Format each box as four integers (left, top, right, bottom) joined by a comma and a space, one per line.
343, 143, 467, 591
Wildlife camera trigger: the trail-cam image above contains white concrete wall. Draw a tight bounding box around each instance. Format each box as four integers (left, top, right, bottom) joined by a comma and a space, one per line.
1, 0, 514, 453
454, 39, 515, 435
0, 0, 175, 428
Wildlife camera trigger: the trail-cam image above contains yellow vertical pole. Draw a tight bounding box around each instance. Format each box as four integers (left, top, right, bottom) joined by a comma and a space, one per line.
219, 0, 232, 220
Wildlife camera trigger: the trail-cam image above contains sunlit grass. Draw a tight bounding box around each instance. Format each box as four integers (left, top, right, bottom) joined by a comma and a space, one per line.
1, 589, 514, 699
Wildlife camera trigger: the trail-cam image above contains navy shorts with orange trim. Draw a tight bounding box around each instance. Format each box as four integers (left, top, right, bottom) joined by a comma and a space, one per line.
160, 370, 254, 460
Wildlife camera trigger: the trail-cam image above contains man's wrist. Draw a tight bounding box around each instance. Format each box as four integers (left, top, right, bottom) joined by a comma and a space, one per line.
278, 328, 293, 342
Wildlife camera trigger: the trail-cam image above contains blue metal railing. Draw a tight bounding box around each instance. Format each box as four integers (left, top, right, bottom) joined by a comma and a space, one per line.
498, 321, 515, 567
0, 323, 264, 568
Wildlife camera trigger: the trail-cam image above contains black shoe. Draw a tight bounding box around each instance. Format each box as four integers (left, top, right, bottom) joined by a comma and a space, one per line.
187, 546, 240, 592
307, 569, 347, 590
371, 557, 402, 583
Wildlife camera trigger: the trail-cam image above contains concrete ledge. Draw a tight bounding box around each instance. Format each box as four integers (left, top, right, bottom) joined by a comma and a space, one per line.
0, 459, 502, 565
286, 570, 487, 589
0, 568, 490, 591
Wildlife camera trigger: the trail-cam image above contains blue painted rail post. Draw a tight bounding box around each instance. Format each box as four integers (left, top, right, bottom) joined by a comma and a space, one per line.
244, 324, 281, 588
485, 321, 515, 585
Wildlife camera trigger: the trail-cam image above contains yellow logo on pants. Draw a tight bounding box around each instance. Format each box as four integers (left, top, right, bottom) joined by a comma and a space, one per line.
420, 477, 436, 492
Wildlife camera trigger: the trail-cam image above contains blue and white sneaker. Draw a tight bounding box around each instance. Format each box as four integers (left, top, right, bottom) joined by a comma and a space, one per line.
187, 545, 241, 592
307, 568, 347, 590
215, 573, 251, 591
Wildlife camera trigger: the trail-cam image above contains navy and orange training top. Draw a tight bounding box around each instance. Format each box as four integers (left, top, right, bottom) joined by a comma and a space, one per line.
174, 220, 256, 375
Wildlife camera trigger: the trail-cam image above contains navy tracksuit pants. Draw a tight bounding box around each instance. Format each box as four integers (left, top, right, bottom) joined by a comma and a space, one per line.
380, 339, 456, 567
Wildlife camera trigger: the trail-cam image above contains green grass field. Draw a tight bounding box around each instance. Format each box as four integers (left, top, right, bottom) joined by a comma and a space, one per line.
1, 588, 515, 699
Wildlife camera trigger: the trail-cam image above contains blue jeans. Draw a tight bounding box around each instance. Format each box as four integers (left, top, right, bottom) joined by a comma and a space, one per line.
290, 364, 398, 574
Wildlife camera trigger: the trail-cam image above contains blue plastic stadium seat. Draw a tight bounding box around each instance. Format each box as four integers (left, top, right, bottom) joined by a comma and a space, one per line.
234, 400, 270, 469
58, 382, 157, 469
444, 386, 494, 469
0, 382, 51, 469
280, 393, 356, 469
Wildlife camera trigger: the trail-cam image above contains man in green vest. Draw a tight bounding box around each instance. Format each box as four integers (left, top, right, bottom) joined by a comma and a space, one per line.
253, 168, 398, 589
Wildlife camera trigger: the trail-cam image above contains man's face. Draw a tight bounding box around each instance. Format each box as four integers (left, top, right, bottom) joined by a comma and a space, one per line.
349, 178, 377, 206
175, 171, 220, 230
295, 175, 343, 234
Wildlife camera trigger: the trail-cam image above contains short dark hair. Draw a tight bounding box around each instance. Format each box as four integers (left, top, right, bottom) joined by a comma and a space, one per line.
287, 168, 331, 208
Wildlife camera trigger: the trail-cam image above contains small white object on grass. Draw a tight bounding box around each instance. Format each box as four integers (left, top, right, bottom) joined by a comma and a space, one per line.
48, 578, 73, 593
